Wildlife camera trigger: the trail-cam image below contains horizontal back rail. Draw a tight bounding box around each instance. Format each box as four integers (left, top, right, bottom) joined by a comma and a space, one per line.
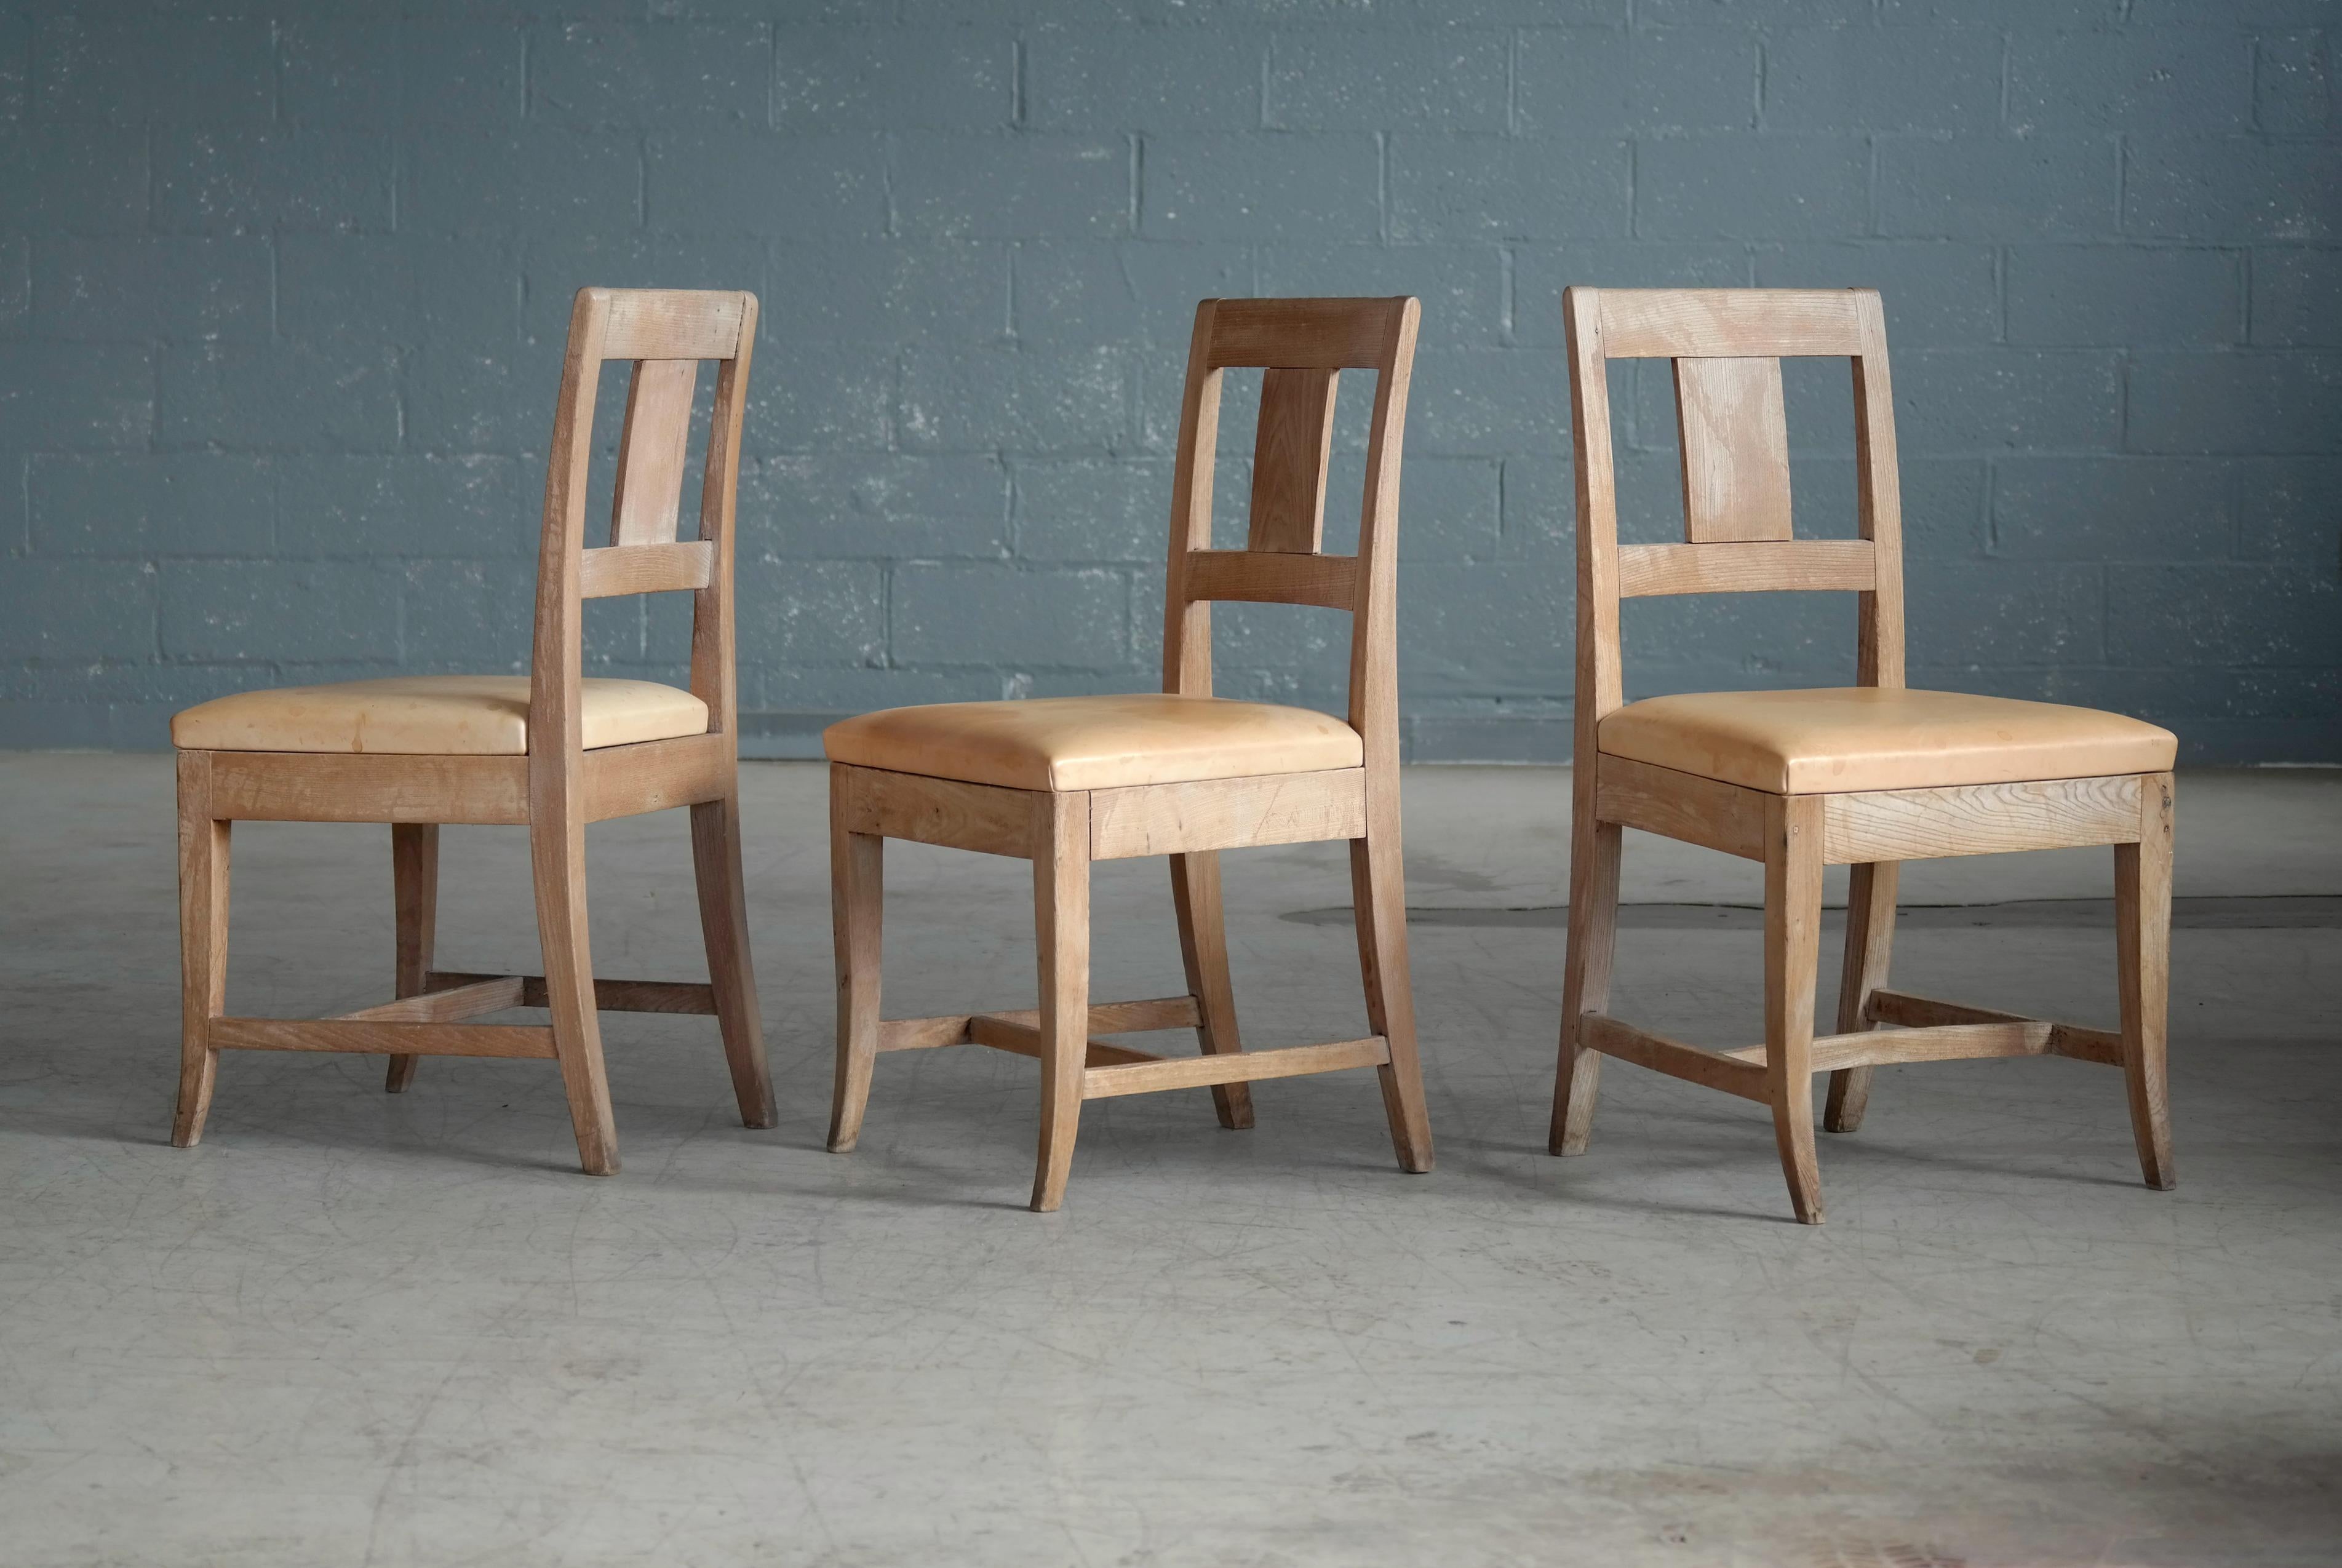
1181, 548, 1357, 610
1597, 289, 1868, 359
579, 539, 715, 599
598, 290, 746, 362
1205, 297, 1401, 369
1617, 540, 1877, 598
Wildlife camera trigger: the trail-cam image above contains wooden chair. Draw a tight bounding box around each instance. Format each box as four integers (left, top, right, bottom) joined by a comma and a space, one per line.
822, 296, 1433, 1212
168, 287, 776, 1176
1548, 287, 2178, 1224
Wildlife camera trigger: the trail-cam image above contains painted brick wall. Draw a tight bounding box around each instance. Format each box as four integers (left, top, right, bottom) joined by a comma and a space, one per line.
1, 1, 2336, 762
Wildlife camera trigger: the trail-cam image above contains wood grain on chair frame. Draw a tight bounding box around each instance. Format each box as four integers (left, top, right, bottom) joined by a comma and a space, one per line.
170, 288, 776, 1176
1548, 287, 2177, 1223
825, 296, 1432, 1211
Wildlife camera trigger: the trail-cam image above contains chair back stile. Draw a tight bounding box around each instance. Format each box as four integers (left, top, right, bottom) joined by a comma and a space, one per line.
1160, 296, 1421, 780
528, 287, 758, 774
1565, 286, 1907, 759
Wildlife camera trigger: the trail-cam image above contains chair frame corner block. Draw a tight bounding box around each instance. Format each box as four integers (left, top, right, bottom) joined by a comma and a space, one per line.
1547, 285, 2175, 1224
172, 287, 778, 1176
826, 295, 1435, 1212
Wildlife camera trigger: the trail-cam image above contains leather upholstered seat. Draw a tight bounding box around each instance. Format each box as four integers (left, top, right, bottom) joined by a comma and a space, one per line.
823, 693, 1364, 793
1598, 686, 2177, 795
170, 675, 709, 756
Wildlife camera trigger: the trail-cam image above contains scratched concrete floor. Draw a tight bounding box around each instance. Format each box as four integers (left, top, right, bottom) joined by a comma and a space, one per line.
3, 754, 2338, 1567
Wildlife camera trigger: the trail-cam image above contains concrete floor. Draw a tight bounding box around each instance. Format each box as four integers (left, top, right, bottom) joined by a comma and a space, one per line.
3, 754, 2339, 1567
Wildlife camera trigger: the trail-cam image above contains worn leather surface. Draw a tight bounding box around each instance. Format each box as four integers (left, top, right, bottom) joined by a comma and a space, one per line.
1599, 686, 2178, 795
823, 693, 1365, 792
170, 675, 710, 755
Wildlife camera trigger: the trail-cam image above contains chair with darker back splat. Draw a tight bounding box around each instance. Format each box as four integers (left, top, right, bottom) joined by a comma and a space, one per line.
821, 296, 1433, 1212
168, 287, 776, 1175
1549, 287, 2179, 1224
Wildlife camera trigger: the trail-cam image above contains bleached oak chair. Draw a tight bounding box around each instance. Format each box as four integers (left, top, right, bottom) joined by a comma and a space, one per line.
169, 287, 776, 1175
1548, 287, 2179, 1224
823, 296, 1433, 1212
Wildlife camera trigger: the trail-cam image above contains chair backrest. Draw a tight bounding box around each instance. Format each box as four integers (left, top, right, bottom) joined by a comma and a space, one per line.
1161, 296, 1421, 778
530, 287, 758, 758
1565, 285, 1905, 752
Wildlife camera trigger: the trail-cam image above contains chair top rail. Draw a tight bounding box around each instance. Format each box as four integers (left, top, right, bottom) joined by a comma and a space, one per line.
1595, 287, 1870, 359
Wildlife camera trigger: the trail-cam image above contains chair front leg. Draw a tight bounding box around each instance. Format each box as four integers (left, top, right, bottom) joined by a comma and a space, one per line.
1031, 793, 1092, 1213
1353, 822, 1433, 1175
1171, 850, 1253, 1131
530, 785, 618, 1177
1824, 859, 1898, 1134
172, 752, 229, 1148
2116, 772, 2177, 1190
1551, 815, 1623, 1158
1766, 795, 1827, 1224
385, 822, 439, 1094
691, 790, 778, 1130
828, 779, 883, 1155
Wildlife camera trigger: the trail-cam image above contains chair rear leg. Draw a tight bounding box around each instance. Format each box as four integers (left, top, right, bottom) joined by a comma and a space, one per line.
1170, 851, 1253, 1131
1550, 817, 1623, 1156
385, 823, 439, 1094
1766, 796, 1827, 1225
828, 778, 883, 1155
530, 797, 618, 1176
692, 792, 778, 1130
2116, 773, 2177, 1191
1352, 826, 1433, 1175
1031, 794, 1091, 1212
172, 752, 228, 1148
1823, 859, 1898, 1134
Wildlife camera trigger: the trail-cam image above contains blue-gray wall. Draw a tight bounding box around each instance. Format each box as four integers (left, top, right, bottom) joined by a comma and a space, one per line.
2, 1, 2337, 762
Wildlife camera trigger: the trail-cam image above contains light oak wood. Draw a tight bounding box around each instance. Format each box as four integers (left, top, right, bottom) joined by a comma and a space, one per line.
1863, 989, 2122, 1065
1583, 1015, 1768, 1102
967, 1014, 1161, 1069
1084, 1037, 1389, 1099
212, 1017, 557, 1059
875, 997, 1202, 1053
832, 296, 1432, 1209
169, 289, 771, 1176
1550, 285, 2177, 1222
835, 764, 1042, 858
1169, 852, 1252, 1129
1597, 287, 1867, 359
610, 358, 697, 547
1031, 791, 1090, 1212
1675, 355, 1793, 543
1088, 768, 1366, 860
1823, 859, 1895, 1132
1593, 755, 1767, 861
1822, 774, 2144, 864
1616, 540, 1876, 599
579, 539, 714, 599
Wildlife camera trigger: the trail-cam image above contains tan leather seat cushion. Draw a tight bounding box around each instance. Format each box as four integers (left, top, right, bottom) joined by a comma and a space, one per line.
824, 693, 1364, 792
170, 675, 709, 755
1599, 687, 2177, 795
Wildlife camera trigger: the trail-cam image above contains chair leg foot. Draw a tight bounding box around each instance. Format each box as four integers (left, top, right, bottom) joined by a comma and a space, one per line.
1171, 851, 1253, 1131
173, 754, 228, 1149
693, 794, 778, 1131
1773, 1087, 1825, 1225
